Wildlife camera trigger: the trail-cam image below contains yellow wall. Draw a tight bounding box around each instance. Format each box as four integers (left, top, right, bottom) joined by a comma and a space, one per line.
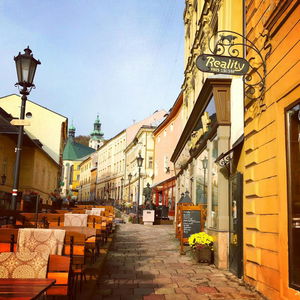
244, 1, 299, 299
183, 0, 243, 122
0, 134, 59, 204
0, 94, 67, 164
0, 135, 17, 194
72, 161, 81, 196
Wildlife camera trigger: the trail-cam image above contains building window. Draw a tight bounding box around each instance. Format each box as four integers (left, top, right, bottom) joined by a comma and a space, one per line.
211, 137, 219, 228
286, 102, 300, 290
196, 150, 209, 205
148, 157, 153, 169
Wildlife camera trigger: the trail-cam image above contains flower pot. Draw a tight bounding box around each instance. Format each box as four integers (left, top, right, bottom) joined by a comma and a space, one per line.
193, 247, 213, 263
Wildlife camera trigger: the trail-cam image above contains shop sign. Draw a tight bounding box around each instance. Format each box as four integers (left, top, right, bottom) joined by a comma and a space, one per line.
196, 54, 249, 75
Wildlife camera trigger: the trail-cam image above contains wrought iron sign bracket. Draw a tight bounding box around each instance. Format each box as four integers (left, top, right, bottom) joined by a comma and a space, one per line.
196, 30, 271, 109
216, 154, 231, 172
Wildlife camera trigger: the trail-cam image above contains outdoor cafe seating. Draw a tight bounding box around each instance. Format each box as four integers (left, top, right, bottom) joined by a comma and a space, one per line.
0, 205, 116, 298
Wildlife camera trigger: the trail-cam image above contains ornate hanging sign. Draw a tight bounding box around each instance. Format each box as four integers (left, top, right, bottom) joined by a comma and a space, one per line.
196, 54, 249, 76
196, 30, 271, 106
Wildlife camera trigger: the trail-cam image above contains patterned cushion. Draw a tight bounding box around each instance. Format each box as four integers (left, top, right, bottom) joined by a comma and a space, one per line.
64, 214, 88, 227
17, 228, 66, 260
0, 251, 48, 279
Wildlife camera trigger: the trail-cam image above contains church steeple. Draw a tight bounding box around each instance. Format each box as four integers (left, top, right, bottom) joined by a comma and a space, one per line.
68, 121, 76, 138
89, 115, 104, 150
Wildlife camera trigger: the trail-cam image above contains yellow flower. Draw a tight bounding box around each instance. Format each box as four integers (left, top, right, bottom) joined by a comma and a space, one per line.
188, 232, 214, 250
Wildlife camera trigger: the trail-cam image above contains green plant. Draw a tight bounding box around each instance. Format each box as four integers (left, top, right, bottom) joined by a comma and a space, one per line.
188, 232, 214, 250
128, 216, 133, 223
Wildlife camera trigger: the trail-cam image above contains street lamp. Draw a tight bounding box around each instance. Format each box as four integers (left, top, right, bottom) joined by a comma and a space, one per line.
11, 47, 40, 220
128, 173, 132, 203
202, 156, 208, 203
136, 152, 144, 224
120, 177, 124, 206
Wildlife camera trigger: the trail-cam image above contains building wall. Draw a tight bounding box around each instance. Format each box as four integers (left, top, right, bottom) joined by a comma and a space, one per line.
79, 158, 92, 201
153, 99, 184, 185
0, 94, 67, 164
183, 0, 243, 122
96, 131, 126, 202
125, 110, 166, 146
243, 1, 299, 299
176, 0, 243, 270
0, 134, 59, 205
0, 135, 17, 196
30, 147, 59, 201
71, 161, 81, 197
124, 128, 155, 206
62, 159, 82, 198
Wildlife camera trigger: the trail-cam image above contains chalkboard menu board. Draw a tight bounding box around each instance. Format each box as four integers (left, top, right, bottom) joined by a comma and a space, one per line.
182, 210, 201, 238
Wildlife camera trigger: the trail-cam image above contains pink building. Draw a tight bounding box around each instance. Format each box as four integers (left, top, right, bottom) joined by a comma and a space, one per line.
152, 92, 184, 219
125, 110, 166, 146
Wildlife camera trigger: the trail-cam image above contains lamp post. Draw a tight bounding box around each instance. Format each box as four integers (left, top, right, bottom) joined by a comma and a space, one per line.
120, 177, 124, 208
136, 152, 144, 224
128, 173, 132, 212
202, 156, 208, 203
11, 47, 40, 222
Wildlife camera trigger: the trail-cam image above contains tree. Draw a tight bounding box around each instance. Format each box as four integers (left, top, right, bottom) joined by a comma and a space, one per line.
74, 135, 90, 146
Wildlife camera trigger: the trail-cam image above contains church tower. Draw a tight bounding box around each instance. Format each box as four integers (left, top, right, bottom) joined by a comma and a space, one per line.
89, 115, 104, 150
68, 122, 76, 139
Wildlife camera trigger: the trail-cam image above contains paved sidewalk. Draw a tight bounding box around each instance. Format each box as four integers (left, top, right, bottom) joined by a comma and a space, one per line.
91, 223, 263, 300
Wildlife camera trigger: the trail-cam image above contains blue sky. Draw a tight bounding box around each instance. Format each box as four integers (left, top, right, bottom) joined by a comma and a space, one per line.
0, 0, 185, 138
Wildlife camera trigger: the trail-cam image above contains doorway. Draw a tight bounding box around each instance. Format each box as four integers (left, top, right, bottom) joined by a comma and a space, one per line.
286, 102, 300, 290
229, 172, 243, 278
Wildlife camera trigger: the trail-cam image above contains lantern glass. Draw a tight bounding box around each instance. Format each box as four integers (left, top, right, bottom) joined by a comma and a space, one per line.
128, 173, 132, 181
136, 153, 144, 168
14, 47, 40, 87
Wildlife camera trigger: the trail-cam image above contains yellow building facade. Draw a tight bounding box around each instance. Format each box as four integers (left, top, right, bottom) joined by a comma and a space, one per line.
171, 0, 244, 272
0, 94, 67, 165
0, 110, 60, 208
79, 156, 92, 202
243, 1, 300, 299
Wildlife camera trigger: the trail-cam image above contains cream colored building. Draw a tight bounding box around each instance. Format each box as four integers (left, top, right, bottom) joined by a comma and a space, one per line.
171, 0, 244, 274
0, 94, 67, 165
96, 130, 126, 203
95, 110, 166, 205
124, 126, 155, 207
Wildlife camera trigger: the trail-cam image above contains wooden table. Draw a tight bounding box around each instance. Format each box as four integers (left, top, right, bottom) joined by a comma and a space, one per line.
0, 278, 55, 299
50, 226, 97, 239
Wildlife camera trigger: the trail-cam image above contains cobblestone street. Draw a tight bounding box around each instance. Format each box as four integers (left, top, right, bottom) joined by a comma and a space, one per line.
91, 224, 263, 300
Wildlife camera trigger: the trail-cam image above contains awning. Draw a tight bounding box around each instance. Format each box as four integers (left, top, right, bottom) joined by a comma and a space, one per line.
151, 176, 176, 190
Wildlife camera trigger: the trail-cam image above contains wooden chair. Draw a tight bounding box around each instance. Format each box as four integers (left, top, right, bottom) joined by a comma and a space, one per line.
47, 254, 72, 299
0, 228, 18, 253
88, 216, 107, 243
64, 232, 87, 293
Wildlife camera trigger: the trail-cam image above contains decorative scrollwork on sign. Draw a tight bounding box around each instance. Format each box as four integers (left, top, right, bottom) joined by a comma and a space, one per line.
207, 30, 271, 108
218, 154, 231, 168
